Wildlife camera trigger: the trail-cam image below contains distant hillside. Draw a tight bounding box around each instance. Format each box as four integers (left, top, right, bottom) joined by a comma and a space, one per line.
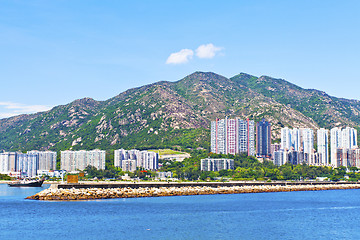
0, 71, 358, 152
231, 73, 360, 128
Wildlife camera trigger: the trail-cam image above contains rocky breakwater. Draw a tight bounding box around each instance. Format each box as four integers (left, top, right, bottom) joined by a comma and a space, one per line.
26, 183, 360, 201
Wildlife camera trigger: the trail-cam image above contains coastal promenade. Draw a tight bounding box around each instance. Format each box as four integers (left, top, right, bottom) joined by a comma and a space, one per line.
26, 181, 360, 201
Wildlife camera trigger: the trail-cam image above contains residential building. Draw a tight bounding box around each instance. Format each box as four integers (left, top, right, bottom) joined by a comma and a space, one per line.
330, 127, 358, 167
281, 127, 292, 151
157, 171, 173, 179
342, 127, 357, 149
28, 151, 57, 170
274, 149, 286, 166
330, 127, 342, 167
200, 158, 234, 171
17, 153, 39, 177
211, 117, 255, 156
114, 149, 158, 172
301, 128, 314, 155
0, 152, 40, 177
335, 148, 360, 168
0, 152, 17, 174
256, 119, 271, 158
60, 149, 106, 172
239, 119, 255, 156
121, 160, 137, 172
281, 128, 313, 153
211, 118, 226, 154
271, 143, 281, 161
317, 128, 329, 166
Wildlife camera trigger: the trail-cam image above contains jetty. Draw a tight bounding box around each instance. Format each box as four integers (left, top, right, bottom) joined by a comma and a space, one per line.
26, 181, 360, 201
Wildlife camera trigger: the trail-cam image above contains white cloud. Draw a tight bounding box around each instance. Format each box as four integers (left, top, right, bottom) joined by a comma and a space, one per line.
0, 102, 52, 119
166, 49, 194, 64
196, 43, 223, 59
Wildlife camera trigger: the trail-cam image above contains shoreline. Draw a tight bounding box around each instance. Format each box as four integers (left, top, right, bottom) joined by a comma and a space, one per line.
26, 182, 360, 201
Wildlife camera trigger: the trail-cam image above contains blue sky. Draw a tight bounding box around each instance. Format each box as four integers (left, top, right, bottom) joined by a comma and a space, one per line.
1, 0, 359, 118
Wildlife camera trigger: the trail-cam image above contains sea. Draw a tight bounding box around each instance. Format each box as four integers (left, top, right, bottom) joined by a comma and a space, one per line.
1, 184, 360, 240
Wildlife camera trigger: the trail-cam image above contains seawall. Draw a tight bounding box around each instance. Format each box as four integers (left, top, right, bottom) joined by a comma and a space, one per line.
26, 181, 360, 201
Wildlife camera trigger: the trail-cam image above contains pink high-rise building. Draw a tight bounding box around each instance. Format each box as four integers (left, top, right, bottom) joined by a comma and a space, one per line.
211, 117, 255, 156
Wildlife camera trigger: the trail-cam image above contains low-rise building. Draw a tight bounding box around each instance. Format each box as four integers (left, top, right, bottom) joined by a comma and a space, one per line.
157, 171, 173, 179
201, 158, 234, 171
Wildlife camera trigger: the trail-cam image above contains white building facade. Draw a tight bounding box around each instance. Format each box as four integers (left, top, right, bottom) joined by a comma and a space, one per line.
331, 127, 358, 167
61, 149, 106, 172
211, 117, 255, 156
317, 128, 329, 166
28, 150, 57, 171
200, 158, 234, 171
114, 149, 158, 172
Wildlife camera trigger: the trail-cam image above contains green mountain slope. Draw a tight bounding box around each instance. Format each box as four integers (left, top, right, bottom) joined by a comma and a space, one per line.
231, 73, 360, 128
0, 71, 357, 152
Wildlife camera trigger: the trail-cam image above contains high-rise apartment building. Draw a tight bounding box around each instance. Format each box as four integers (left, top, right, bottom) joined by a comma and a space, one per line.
301, 128, 314, 154
271, 143, 281, 161
114, 149, 158, 172
330, 127, 357, 167
17, 153, 39, 177
335, 148, 360, 168
211, 117, 255, 156
331, 127, 342, 167
342, 127, 357, 149
61, 149, 106, 172
280, 128, 314, 164
256, 119, 271, 158
281, 127, 292, 151
317, 128, 329, 166
0, 152, 17, 173
274, 149, 286, 166
281, 128, 313, 152
0, 152, 42, 177
211, 119, 226, 154
27, 151, 57, 170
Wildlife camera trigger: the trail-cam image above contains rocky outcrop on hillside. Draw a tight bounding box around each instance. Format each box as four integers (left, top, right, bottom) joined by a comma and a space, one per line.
0, 71, 358, 151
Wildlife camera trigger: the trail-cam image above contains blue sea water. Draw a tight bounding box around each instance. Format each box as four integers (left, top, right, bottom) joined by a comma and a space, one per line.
1, 184, 360, 240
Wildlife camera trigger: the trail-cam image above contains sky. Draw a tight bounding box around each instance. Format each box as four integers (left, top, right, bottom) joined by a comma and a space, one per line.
0, 0, 359, 118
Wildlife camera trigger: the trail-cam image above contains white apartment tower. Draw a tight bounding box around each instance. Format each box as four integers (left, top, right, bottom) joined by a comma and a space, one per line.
27, 151, 57, 170
317, 128, 329, 166
17, 153, 39, 177
292, 128, 301, 151
331, 127, 342, 167
200, 158, 234, 171
331, 127, 358, 167
61, 149, 106, 172
281, 128, 311, 152
281, 127, 292, 151
301, 129, 314, 154
114, 149, 158, 172
342, 127, 357, 149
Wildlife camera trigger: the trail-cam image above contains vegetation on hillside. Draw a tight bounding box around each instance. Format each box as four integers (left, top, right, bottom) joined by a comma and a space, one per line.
1, 71, 360, 152
78, 150, 359, 182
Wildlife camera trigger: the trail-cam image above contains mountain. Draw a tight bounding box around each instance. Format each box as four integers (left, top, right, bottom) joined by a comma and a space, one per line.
231, 73, 360, 128
0, 71, 358, 152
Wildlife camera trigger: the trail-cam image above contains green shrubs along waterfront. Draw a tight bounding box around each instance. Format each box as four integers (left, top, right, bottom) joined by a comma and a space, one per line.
81, 150, 358, 182
0, 174, 11, 180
